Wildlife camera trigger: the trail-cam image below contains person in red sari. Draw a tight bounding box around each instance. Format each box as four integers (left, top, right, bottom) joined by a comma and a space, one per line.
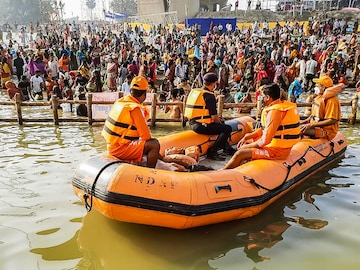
106, 56, 118, 91
148, 58, 157, 90
91, 47, 101, 69
6, 81, 24, 100
128, 60, 138, 76
255, 59, 269, 90
286, 61, 298, 85
265, 57, 275, 82
44, 74, 56, 100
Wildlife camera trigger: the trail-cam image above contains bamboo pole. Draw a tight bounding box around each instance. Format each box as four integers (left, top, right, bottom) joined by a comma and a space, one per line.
217, 95, 224, 117
87, 93, 93, 125
182, 95, 188, 114
15, 93, 23, 125
150, 93, 157, 127
51, 95, 59, 125
348, 94, 358, 125
0, 101, 16, 105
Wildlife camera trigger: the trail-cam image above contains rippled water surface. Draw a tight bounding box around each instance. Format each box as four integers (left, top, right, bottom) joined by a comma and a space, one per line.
0, 118, 359, 270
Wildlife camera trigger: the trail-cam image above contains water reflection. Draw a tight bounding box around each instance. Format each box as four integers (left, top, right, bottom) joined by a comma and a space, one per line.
31, 231, 82, 261
237, 217, 328, 263
0, 107, 359, 269
29, 218, 83, 261
75, 160, 344, 269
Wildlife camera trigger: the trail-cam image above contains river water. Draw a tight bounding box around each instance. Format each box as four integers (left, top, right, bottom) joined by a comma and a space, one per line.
0, 94, 360, 270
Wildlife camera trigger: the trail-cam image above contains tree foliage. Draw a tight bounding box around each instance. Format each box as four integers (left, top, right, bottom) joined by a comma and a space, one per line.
2, 0, 41, 24
110, 0, 137, 16
86, 0, 96, 9
1, 0, 60, 24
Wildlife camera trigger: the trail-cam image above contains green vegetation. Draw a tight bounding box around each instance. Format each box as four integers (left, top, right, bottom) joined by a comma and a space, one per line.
110, 0, 138, 16
0, 0, 66, 24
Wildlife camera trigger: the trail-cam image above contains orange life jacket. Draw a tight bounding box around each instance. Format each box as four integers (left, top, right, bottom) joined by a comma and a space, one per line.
261, 100, 301, 148
101, 95, 149, 145
311, 83, 344, 122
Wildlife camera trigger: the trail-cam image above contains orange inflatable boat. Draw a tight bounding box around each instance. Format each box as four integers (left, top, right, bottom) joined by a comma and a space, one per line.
72, 116, 347, 229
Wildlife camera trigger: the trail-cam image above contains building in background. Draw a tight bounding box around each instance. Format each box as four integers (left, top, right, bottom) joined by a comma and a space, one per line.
248, 0, 358, 12
137, 0, 228, 22
77, 0, 359, 22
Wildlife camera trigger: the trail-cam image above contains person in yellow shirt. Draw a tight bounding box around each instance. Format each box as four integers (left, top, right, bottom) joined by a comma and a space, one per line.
300, 75, 342, 140
78, 61, 91, 79
0, 57, 11, 88
101, 76, 161, 168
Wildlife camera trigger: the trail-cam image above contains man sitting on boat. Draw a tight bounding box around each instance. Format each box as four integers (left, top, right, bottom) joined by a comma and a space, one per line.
222, 83, 301, 169
101, 76, 162, 168
300, 75, 342, 140
184, 72, 236, 161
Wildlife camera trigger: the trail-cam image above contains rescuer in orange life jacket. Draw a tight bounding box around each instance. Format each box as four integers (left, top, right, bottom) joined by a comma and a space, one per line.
101, 76, 162, 168
300, 75, 343, 140
222, 83, 301, 169
184, 72, 236, 161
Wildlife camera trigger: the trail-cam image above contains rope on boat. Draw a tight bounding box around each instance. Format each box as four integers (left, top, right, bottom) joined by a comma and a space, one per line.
244, 139, 337, 192
83, 160, 124, 212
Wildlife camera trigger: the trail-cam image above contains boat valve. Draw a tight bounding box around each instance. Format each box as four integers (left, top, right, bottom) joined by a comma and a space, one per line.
297, 157, 306, 166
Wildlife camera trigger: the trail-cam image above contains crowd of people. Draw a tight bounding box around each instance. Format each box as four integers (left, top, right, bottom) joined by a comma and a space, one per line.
0, 17, 359, 104
0, 16, 358, 169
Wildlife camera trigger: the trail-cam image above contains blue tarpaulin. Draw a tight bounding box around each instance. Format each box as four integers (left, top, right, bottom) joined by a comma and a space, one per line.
105, 11, 128, 19
185, 18, 237, 36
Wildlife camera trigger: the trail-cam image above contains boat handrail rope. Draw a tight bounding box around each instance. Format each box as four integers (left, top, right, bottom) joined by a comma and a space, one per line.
244, 140, 336, 192
83, 160, 124, 212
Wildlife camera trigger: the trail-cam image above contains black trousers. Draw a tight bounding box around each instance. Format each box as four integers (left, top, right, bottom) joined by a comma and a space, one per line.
305, 74, 315, 91
190, 121, 232, 155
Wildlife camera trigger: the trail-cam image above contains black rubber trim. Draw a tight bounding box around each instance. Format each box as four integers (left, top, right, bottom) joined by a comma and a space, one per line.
277, 122, 300, 131
274, 134, 301, 139
103, 125, 139, 141
106, 116, 137, 130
